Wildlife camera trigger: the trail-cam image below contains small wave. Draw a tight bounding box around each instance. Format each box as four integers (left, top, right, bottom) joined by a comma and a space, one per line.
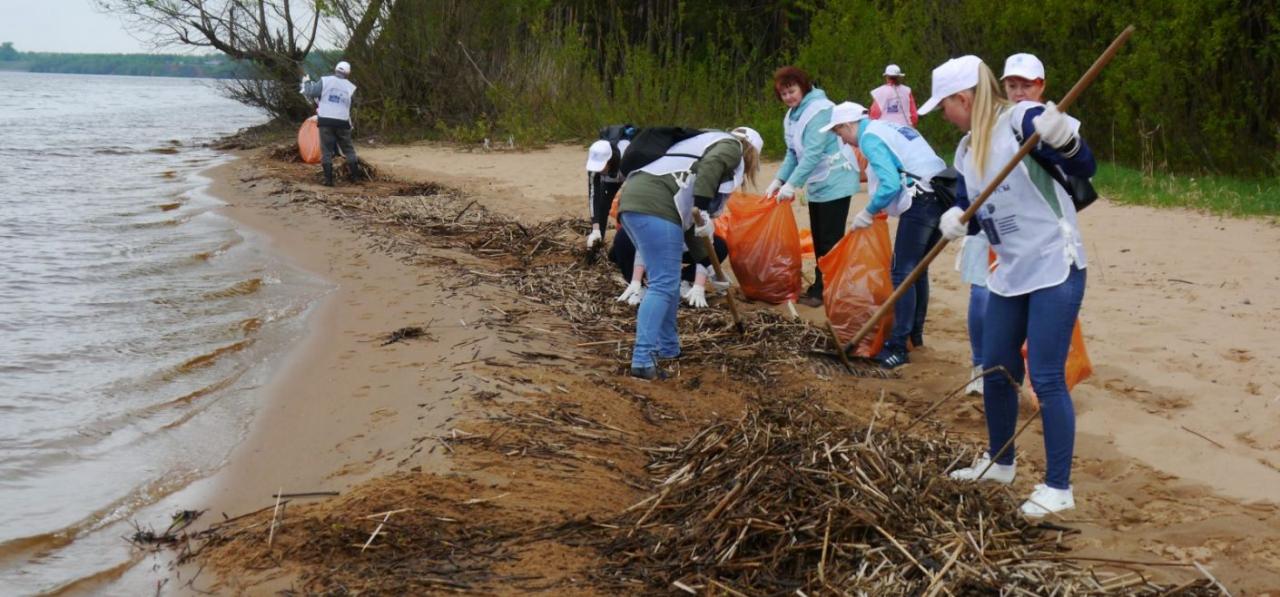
201, 277, 262, 299
191, 237, 242, 262
173, 338, 255, 375
41, 556, 142, 597
130, 216, 187, 229
147, 146, 180, 155
91, 147, 135, 156
158, 170, 178, 179
239, 316, 263, 336
157, 202, 182, 212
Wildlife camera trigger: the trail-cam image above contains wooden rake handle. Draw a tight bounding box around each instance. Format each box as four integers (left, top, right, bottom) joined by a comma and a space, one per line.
842, 25, 1135, 355
695, 211, 745, 334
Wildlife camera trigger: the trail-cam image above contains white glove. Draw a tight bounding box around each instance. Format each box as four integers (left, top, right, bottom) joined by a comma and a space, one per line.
1033, 101, 1075, 149
940, 206, 968, 241
708, 273, 731, 292
851, 209, 874, 230
586, 229, 602, 248
764, 179, 783, 198
683, 284, 708, 308
693, 211, 715, 238
617, 280, 643, 303
776, 182, 797, 203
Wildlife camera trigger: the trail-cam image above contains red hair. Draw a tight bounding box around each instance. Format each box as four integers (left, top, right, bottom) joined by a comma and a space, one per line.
773, 66, 813, 100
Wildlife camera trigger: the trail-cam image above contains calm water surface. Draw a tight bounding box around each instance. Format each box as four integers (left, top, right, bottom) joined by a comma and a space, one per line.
0, 71, 331, 594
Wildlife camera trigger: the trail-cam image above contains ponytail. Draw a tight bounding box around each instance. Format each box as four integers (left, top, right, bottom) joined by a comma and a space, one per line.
967, 62, 1013, 176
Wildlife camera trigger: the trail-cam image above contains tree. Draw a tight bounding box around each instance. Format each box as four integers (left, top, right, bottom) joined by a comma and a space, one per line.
0, 42, 18, 61
97, 1, 387, 120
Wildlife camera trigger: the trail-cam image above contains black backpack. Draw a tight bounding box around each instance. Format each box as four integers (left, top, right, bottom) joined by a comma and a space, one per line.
599, 124, 638, 163
618, 126, 707, 177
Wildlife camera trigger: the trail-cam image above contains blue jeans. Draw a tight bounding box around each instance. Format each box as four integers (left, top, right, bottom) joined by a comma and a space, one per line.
620, 213, 684, 369
982, 265, 1086, 489
968, 284, 989, 366
887, 194, 945, 349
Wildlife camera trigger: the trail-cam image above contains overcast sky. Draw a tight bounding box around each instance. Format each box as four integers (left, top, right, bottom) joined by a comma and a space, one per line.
0, 0, 153, 53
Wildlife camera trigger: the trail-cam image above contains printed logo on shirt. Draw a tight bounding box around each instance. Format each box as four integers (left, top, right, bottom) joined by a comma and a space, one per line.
327, 94, 344, 103
980, 216, 1001, 245
892, 125, 919, 141
995, 215, 1019, 236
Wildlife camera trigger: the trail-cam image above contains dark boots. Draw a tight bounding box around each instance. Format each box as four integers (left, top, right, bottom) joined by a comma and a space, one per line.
322, 163, 335, 187
347, 160, 361, 183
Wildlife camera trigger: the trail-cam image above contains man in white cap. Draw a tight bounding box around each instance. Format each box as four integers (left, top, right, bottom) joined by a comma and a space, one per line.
585, 124, 637, 248
302, 61, 359, 186
820, 100, 949, 368
869, 64, 918, 128
1002, 53, 1046, 103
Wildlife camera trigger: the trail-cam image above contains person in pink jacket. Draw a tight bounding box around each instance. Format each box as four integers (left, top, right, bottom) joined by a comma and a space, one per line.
869, 64, 918, 127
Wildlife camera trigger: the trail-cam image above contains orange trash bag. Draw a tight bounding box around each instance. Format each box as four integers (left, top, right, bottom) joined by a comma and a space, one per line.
799, 228, 815, 258
818, 214, 894, 357
298, 116, 321, 164
1021, 319, 1093, 391
720, 192, 803, 304
854, 146, 869, 184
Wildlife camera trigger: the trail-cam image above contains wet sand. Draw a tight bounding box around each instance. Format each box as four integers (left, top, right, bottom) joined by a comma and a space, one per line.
163, 144, 1280, 593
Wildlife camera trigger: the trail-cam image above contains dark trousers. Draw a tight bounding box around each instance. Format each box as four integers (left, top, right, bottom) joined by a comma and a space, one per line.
319, 125, 359, 174
609, 227, 728, 283
806, 196, 852, 296
887, 193, 945, 349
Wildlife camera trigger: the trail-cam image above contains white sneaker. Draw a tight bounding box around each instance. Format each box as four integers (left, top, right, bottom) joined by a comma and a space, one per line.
966, 365, 984, 396
1020, 484, 1075, 518
949, 452, 1016, 484
626, 287, 645, 306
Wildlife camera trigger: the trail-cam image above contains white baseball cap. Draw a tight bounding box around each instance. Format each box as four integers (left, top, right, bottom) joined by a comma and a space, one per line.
1002, 53, 1044, 81
883, 64, 904, 77
585, 140, 613, 172
732, 126, 764, 154
918, 55, 983, 116
819, 101, 869, 132
335, 61, 351, 75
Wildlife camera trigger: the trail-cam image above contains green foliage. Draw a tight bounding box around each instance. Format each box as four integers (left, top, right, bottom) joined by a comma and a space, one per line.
1094, 162, 1280, 217
348, 0, 1277, 179
2, 46, 252, 78
0, 42, 17, 61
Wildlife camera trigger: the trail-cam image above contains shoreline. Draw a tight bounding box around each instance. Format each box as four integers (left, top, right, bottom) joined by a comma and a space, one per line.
140, 143, 1280, 593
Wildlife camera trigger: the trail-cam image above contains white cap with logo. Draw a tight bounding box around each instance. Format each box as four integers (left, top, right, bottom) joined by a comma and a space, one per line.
883, 64, 904, 78
1002, 53, 1044, 81
585, 140, 613, 172
732, 127, 764, 154
918, 55, 983, 116
335, 61, 351, 75
818, 101, 869, 132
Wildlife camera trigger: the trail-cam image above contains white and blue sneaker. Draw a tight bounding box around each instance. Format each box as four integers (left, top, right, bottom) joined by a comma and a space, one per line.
1020, 484, 1075, 518
949, 452, 1016, 484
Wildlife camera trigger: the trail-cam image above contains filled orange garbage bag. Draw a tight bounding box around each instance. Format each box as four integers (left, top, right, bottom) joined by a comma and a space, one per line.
1021, 319, 1094, 391
799, 228, 815, 258
720, 192, 803, 304
818, 214, 894, 357
298, 116, 321, 164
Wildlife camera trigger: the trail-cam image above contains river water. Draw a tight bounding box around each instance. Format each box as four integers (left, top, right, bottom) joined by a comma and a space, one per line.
0, 71, 331, 594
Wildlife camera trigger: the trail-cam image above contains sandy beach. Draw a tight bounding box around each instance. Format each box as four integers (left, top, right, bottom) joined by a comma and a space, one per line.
159, 142, 1280, 594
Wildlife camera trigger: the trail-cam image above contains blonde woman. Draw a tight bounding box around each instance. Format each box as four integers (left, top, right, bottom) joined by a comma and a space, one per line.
920, 56, 1096, 517
617, 127, 763, 379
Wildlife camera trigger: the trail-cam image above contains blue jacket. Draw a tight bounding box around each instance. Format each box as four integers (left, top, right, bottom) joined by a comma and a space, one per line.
777, 88, 860, 202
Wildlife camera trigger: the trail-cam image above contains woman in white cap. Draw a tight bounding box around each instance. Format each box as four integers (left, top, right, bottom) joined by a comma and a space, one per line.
869, 64, 918, 128
819, 101, 949, 369
763, 66, 860, 307
919, 55, 1097, 517
585, 124, 637, 249
957, 52, 1050, 396
617, 127, 762, 379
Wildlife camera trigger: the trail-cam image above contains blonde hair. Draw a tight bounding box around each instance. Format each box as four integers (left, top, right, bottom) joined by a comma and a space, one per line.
739, 139, 761, 189
967, 61, 1014, 176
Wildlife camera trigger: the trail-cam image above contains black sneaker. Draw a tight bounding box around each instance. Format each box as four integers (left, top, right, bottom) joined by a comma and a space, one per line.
910, 333, 924, 349
874, 346, 910, 369
629, 365, 669, 380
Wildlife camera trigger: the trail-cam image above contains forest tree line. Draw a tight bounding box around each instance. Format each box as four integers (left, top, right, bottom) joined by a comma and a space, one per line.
341, 0, 1277, 177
